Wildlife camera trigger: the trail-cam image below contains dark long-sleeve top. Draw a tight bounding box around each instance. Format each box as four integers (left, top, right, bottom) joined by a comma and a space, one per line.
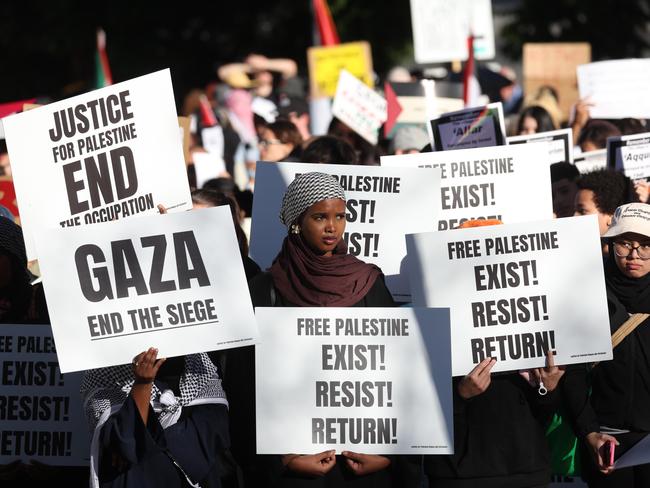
563, 288, 650, 438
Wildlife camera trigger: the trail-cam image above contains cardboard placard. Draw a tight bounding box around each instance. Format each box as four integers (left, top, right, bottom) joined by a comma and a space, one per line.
524, 43, 591, 121
406, 215, 612, 376
574, 149, 607, 174
0, 324, 88, 465
35, 206, 258, 373
255, 307, 453, 454
3, 69, 192, 260
381, 143, 553, 230
429, 102, 506, 151
410, 0, 495, 63
615, 434, 650, 469
332, 70, 387, 145
249, 162, 441, 301
606, 132, 650, 179
578, 59, 650, 119
508, 128, 573, 164
307, 41, 374, 99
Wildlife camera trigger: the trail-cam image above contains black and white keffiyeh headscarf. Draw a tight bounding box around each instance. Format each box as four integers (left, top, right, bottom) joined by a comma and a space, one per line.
279, 172, 346, 228
81, 353, 227, 488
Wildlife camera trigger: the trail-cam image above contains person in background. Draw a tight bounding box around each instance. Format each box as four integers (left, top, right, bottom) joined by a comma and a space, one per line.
389, 126, 430, 155
563, 203, 650, 487
574, 169, 636, 252
258, 120, 303, 162
517, 105, 557, 135
550, 162, 580, 218
228, 172, 397, 487
328, 117, 377, 165
277, 94, 311, 141
302, 136, 358, 165
577, 120, 622, 152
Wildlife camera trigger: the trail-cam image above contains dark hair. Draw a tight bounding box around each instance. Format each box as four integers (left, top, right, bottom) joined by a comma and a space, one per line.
202, 177, 237, 196
516, 105, 557, 134
577, 120, 621, 150
266, 120, 302, 148
191, 189, 249, 257
327, 117, 377, 165
302, 136, 358, 165
615, 118, 647, 136
550, 162, 579, 184
576, 169, 635, 215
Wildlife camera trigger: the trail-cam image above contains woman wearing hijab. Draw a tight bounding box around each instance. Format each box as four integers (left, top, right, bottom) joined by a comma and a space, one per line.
564, 203, 650, 487
227, 172, 395, 487
82, 348, 230, 488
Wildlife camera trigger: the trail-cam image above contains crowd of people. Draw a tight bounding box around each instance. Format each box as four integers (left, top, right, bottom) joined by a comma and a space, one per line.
1, 46, 650, 488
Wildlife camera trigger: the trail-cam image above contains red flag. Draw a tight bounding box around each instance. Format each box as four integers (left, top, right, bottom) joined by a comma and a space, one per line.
384, 82, 403, 137
0, 99, 36, 118
313, 0, 340, 46
462, 34, 475, 106
96, 28, 113, 88
199, 95, 218, 127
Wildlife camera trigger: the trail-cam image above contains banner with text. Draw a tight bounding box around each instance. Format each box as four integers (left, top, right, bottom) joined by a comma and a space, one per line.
381, 143, 553, 230
3, 69, 192, 260
429, 102, 506, 151
0, 324, 88, 465
508, 128, 573, 164
574, 149, 606, 174
606, 132, 650, 180
406, 215, 612, 375
249, 162, 441, 301
255, 307, 453, 454
35, 206, 258, 373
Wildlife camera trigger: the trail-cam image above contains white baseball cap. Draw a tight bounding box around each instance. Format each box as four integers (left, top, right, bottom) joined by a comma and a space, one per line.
603, 203, 650, 238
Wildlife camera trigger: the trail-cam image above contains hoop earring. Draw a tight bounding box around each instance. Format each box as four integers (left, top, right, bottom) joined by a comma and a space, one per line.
290, 224, 301, 234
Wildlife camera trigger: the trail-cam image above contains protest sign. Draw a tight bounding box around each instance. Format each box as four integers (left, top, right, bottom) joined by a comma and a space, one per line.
410, 0, 495, 63
429, 102, 506, 151
381, 143, 553, 230
0, 324, 88, 465
523, 43, 591, 120
406, 215, 612, 376
331, 70, 387, 145
35, 206, 258, 373
606, 132, 650, 180
255, 307, 453, 454
577, 59, 650, 119
508, 128, 573, 164
192, 151, 226, 188
2, 69, 192, 260
249, 162, 441, 301
574, 149, 607, 174
307, 41, 373, 99
615, 434, 650, 469
178, 116, 191, 164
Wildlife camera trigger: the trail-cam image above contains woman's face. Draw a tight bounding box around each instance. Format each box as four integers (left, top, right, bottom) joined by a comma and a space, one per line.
259, 127, 294, 162
613, 232, 650, 279
300, 198, 346, 257
519, 116, 538, 135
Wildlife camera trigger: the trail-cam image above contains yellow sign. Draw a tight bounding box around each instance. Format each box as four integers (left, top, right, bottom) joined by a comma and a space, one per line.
308, 41, 373, 99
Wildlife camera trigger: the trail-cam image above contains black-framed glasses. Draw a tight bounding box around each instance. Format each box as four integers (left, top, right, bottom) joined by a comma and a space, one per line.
258, 138, 283, 148
613, 240, 650, 260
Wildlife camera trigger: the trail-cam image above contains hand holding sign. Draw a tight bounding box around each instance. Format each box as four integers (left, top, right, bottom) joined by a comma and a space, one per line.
457, 357, 496, 399
132, 347, 166, 384
283, 451, 337, 477
342, 451, 391, 476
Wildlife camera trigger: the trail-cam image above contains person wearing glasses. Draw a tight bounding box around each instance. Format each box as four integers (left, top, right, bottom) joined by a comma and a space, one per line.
564, 203, 650, 487
258, 120, 303, 162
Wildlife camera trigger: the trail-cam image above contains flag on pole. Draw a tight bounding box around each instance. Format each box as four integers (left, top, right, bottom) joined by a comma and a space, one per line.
95, 28, 113, 88
313, 0, 340, 46
462, 33, 482, 107
198, 95, 218, 127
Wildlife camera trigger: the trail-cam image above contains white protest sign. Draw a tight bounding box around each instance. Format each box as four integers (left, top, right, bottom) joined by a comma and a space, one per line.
249, 162, 441, 301
508, 128, 573, 164
2, 69, 191, 260
574, 149, 607, 174
429, 102, 506, 151
35, 206, 258, 373
255, 307, 453, 454
406, 215, 612, 376
0, 324, 88, 465
577, 59, 650, 119
615, 434, 650, 469
192, 151, 226, 188
606, 132, 650, 180
332, 70, 387, 145
201, 125, 225, 157
410, 0, 495, 63
381, 143, 553, 230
